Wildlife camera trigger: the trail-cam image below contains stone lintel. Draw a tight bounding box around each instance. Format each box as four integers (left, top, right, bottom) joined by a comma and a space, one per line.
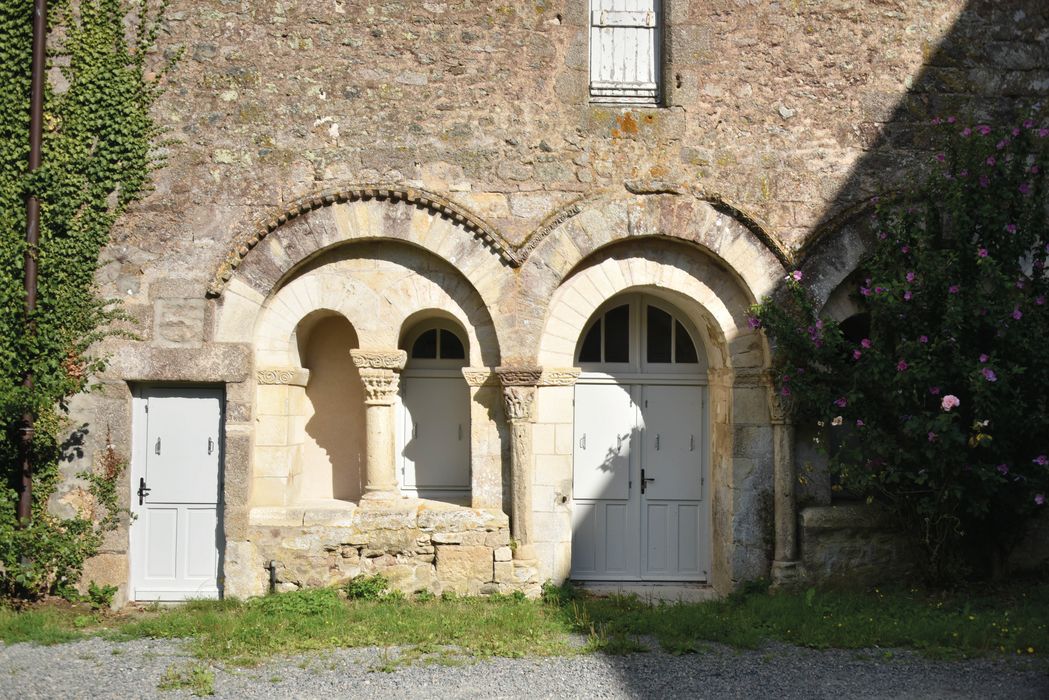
256, 367, 310, 387
350, 349, 407, 370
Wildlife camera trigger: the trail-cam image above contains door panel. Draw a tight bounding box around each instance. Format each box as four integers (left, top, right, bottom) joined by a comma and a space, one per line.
640, 385, 703, 501
144, 388, 222, 504
401, 376, 470, 490
640, 385, 705, 580
571, 384, 640, 579
573, 384, 634, 500
132, 387, 223, 601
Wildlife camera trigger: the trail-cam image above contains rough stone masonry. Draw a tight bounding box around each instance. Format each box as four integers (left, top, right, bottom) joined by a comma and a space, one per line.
51, 1, 1049, 605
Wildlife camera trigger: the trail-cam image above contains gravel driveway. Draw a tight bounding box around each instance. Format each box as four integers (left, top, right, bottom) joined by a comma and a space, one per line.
3, 636, 1047, 699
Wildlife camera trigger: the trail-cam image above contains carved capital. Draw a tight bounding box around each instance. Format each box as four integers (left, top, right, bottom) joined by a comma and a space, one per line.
350, 349, 407, 371
502, 385, 536, 422
461, 368, 498, 387
358, 368, 401, 405
495, 366, 542, 387
765, 375, 792, 425
256, 367, 310, 387
539, 367, 581, 387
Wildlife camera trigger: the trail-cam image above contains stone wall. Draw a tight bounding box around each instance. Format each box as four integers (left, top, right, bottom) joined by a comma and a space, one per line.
52, 1, 1049, 604
237, 502, 540, 598
799, 504, 916, 587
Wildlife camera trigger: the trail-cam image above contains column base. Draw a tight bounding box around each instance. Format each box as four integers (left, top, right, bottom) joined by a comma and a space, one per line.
770, 559, 805, 590
360, 489, 401, 503
512, 543, 538, 561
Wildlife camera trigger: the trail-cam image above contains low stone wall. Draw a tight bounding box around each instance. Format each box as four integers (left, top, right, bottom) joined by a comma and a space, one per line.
799, 504, 916, 587
243, 501, 541, 598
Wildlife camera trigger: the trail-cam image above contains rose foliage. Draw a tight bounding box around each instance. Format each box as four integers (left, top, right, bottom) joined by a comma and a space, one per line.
754, 119, 1049, 583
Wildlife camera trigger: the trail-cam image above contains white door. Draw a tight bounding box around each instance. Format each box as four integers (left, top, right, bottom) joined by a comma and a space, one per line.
571, 382, 707, 581
399, 375, 470, 499
571, 383, 640, 579
131, 387, 223, 601
639, 385, 706, 580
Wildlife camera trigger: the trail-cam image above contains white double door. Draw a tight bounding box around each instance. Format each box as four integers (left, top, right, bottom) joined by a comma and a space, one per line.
130, 387, 223, 601
571, 382, 708, 581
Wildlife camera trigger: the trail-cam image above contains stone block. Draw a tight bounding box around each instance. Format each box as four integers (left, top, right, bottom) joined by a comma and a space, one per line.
494, 546, 512, 562
153, 298, 207, 348
435, 545, 494, 594
384, 563, 437, 593
493, 560, 514, 583
417, 506, 507, 532
484, 529, 511, 548
535, 454, 571, 486
535, 386, 574, 424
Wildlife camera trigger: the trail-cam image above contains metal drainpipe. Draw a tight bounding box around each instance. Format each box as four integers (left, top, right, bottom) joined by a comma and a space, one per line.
268, 560, 277, 594
18, 0, 47, 526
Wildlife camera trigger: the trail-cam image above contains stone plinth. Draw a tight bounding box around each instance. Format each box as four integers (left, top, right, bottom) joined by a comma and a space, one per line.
233, 500, 539, 598
799, 504, 916, 586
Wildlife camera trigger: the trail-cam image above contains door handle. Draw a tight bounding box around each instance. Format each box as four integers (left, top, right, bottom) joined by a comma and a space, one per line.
137, 477, 151, 505
655, 434, 660, 451
458, 424, 462, 441
690, 434, 695, 452
208, 437, 214, 455
154, 437, 161, 455
413, 423, 418, 439
579, 433, 586, 450
640, 468, 655, 494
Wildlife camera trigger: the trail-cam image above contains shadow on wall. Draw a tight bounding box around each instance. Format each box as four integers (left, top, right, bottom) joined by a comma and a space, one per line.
298, 314, 364, 502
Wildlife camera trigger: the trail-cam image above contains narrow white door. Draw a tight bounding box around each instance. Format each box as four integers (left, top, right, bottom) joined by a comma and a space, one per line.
400, 376, 470, 498
131, 387, 223, 601
640, 385, 705, 580
571, 383, 640, 579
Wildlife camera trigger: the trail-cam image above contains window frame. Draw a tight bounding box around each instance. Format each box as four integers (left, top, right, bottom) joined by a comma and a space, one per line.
401, 319, 470, 373
588, 0, 665, 107
575, 293, 705, 380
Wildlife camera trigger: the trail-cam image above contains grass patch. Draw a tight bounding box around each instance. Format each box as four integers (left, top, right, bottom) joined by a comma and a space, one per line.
157, 662, 215, 696
113, 588, 571, 666
554, 582, 1049, 659
0, 606, 85, 645
4, 580, 1048, 664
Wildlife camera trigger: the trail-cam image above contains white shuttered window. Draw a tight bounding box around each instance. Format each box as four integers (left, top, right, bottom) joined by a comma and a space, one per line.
589, 0, 661, 105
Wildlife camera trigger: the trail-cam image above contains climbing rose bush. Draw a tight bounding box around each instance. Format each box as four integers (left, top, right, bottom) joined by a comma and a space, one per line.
754, 118, 1049, 583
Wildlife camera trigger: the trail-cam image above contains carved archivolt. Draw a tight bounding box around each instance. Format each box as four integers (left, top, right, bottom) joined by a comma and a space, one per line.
350, 349, 407, 371
256, 367, 310, 387
358, 368, 401, 405
207, 185, 520, 297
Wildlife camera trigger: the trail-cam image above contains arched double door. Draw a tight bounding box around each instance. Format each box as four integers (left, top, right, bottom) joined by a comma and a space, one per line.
571, 294, 710, 581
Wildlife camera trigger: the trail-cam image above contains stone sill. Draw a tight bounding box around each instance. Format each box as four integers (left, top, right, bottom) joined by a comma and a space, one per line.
800, 503, 895, 531
249, 498, 509, 530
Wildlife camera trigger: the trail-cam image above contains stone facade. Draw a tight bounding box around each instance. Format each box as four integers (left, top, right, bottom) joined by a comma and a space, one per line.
50, 1, 1049, 605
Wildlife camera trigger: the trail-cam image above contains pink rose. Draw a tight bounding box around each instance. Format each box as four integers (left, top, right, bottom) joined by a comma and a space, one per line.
941, 394, 960, 411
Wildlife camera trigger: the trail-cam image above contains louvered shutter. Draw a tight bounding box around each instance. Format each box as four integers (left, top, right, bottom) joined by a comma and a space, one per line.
589, 0, 660, 104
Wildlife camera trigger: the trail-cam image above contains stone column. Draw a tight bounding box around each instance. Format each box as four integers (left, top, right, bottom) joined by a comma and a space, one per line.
768, 383, 802, 587
350, 350, 407, 502
495, 366, 542, 560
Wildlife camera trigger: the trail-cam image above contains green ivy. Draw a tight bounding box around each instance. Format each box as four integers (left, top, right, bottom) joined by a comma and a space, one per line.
0, 1, 176, 599
754, 119, 1049, 584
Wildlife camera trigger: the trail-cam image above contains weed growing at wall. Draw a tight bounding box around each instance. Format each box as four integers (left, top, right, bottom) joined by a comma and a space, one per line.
755, 119, 1049, 584
0, 1, 176, 599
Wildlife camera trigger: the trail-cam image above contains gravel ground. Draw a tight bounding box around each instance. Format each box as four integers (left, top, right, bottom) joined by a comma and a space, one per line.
2, 636, 1048, 699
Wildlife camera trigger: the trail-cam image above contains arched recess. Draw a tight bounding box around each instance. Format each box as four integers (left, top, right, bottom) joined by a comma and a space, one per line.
532, 238, 774, 594
244, 240, 503, 509
212, 187, 514, 353
507, 192, 788, 362
396, 316, 472, 504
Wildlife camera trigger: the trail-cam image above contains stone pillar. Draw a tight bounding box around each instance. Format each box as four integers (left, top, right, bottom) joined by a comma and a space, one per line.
350, 350, 407, 502
462, 368, 503, 509
768, 383, 802, 587
496, 366, 542, 560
